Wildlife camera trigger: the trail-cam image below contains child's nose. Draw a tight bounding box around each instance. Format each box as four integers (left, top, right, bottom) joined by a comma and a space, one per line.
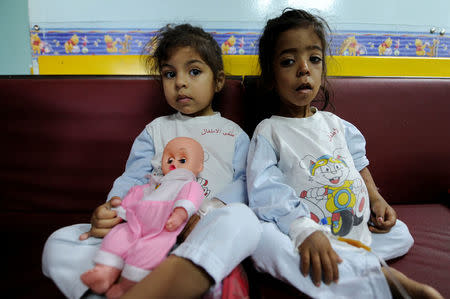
297, 60, 310, 77
175, 74, 187, 88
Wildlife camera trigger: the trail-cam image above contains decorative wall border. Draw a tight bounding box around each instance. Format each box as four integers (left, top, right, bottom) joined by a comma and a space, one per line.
30, 28, 449, 58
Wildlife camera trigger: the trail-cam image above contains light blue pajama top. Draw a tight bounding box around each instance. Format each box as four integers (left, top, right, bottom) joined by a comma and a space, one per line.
106, 127, 250, 205
247, 118, 370, 235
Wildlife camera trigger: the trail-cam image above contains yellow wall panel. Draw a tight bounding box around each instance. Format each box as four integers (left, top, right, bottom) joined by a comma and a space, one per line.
38, 55, 450, 77
327, 56, 450, 77
38, 55, 148, 75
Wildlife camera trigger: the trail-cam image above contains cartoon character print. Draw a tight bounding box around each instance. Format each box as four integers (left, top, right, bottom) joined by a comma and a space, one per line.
221, 35, 236, 54
338, 36, 366, 56
426, 39, 439, 57
394, 40, 401, 56
196, 150, 211, 199
119, 34, 133, 54
81, 36, 89, 54
300, 151, 366, 237
415, 39, 426, 56
31, 33, 42, 55
104, 35, 118, 53
378, 37, 393, 56
238, 37, 245, 55
196, 177, 211, 198
65, 34, 80, 54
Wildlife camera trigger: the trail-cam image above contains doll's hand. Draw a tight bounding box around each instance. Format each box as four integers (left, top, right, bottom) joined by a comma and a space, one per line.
165, 207, 188, 231
298, 231, 342, 287
79, 197, 123, 240
369, 196, 397, 233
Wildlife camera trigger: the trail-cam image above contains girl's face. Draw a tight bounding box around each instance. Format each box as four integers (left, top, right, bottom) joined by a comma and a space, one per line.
272, 26, 323, 118
161, 46, 224, 117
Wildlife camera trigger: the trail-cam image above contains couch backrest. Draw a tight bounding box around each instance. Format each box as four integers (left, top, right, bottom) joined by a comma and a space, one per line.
0, 76, 244, 215
1, 76, 448, 218
243, 76, 450, 205
329, 77, 449, 205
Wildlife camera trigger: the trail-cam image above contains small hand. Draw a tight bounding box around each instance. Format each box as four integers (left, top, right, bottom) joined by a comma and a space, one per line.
369, 197, 397, 233
165, 207, 188, 232
79, 197, 123, 240
359, 167, 396, 233
298, 231, 342, 287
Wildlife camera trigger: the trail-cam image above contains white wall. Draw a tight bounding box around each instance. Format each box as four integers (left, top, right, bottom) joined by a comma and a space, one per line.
28, 0, 449, 33
1, 0, 449, 74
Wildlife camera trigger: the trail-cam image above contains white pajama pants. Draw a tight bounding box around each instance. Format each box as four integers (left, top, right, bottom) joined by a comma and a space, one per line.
252, 219, 413, 299
42, 203, 262, 299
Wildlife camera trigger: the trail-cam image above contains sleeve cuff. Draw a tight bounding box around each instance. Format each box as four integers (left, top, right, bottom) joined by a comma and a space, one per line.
288, 217, 325, 249
113, 206, 127, 221
173, 200, 197, 219
197, 198, 225, 218
353, 156, 370, 172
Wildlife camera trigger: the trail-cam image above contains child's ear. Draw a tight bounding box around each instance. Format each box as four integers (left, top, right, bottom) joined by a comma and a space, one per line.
214, 71, 226, 92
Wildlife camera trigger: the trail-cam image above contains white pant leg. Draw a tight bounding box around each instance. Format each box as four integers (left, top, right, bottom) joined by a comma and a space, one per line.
42, 223, 102, 299
370, 219, 414, 261
252, 222, 391, 299
172, 203, 262, 284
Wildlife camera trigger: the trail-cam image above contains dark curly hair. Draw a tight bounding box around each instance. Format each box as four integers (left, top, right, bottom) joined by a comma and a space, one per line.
258, 8, 333, 111
143, 24, 224, 80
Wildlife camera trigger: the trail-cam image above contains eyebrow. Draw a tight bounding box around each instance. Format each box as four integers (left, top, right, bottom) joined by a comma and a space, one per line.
186, 59, 205, 66
278, 45, 323, 56
161, 59, 205, 69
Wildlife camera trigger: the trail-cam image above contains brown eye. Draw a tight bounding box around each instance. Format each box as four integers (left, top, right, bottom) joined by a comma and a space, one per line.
280, 58, 295, 67
164, 71, 176, 79
189, 69, 201, 76
310, 56, 322, 63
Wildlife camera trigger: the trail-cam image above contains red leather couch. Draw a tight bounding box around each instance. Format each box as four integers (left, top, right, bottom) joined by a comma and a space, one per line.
1, 76, 449, 298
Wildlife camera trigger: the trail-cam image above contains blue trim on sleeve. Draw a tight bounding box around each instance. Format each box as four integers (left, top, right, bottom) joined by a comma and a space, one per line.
342, 119, 370, 171
247, 134, 309, 235
106, 129, 155, 201
215, 131, 250, 204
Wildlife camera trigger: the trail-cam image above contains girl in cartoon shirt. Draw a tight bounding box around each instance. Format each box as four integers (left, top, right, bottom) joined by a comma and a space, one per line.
247, 8, 442, 299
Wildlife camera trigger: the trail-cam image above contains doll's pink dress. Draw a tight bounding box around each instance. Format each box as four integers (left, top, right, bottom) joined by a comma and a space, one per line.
95, 168, 203, 279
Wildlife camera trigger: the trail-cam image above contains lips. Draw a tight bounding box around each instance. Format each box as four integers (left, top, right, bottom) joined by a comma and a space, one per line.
177, 95, 192, 103
170, 165, 176, 171
296, 83, 312, 92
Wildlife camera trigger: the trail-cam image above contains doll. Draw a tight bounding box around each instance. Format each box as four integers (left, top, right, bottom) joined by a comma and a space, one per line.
80, 137, 205, 297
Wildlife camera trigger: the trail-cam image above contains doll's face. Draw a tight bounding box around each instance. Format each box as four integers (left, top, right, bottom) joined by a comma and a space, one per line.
161, 137, 204, 176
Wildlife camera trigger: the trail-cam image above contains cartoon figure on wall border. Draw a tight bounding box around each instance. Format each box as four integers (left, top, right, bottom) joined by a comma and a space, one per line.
65, 34, 80, 54
29, 29, 449, 58
338, 36, 367, 56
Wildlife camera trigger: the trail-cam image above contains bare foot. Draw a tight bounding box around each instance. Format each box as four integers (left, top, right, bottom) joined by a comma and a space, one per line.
382, 267, 444, 299
120, 255, 213, 299
80, 264, 121, 294
106, 278, 137, 299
